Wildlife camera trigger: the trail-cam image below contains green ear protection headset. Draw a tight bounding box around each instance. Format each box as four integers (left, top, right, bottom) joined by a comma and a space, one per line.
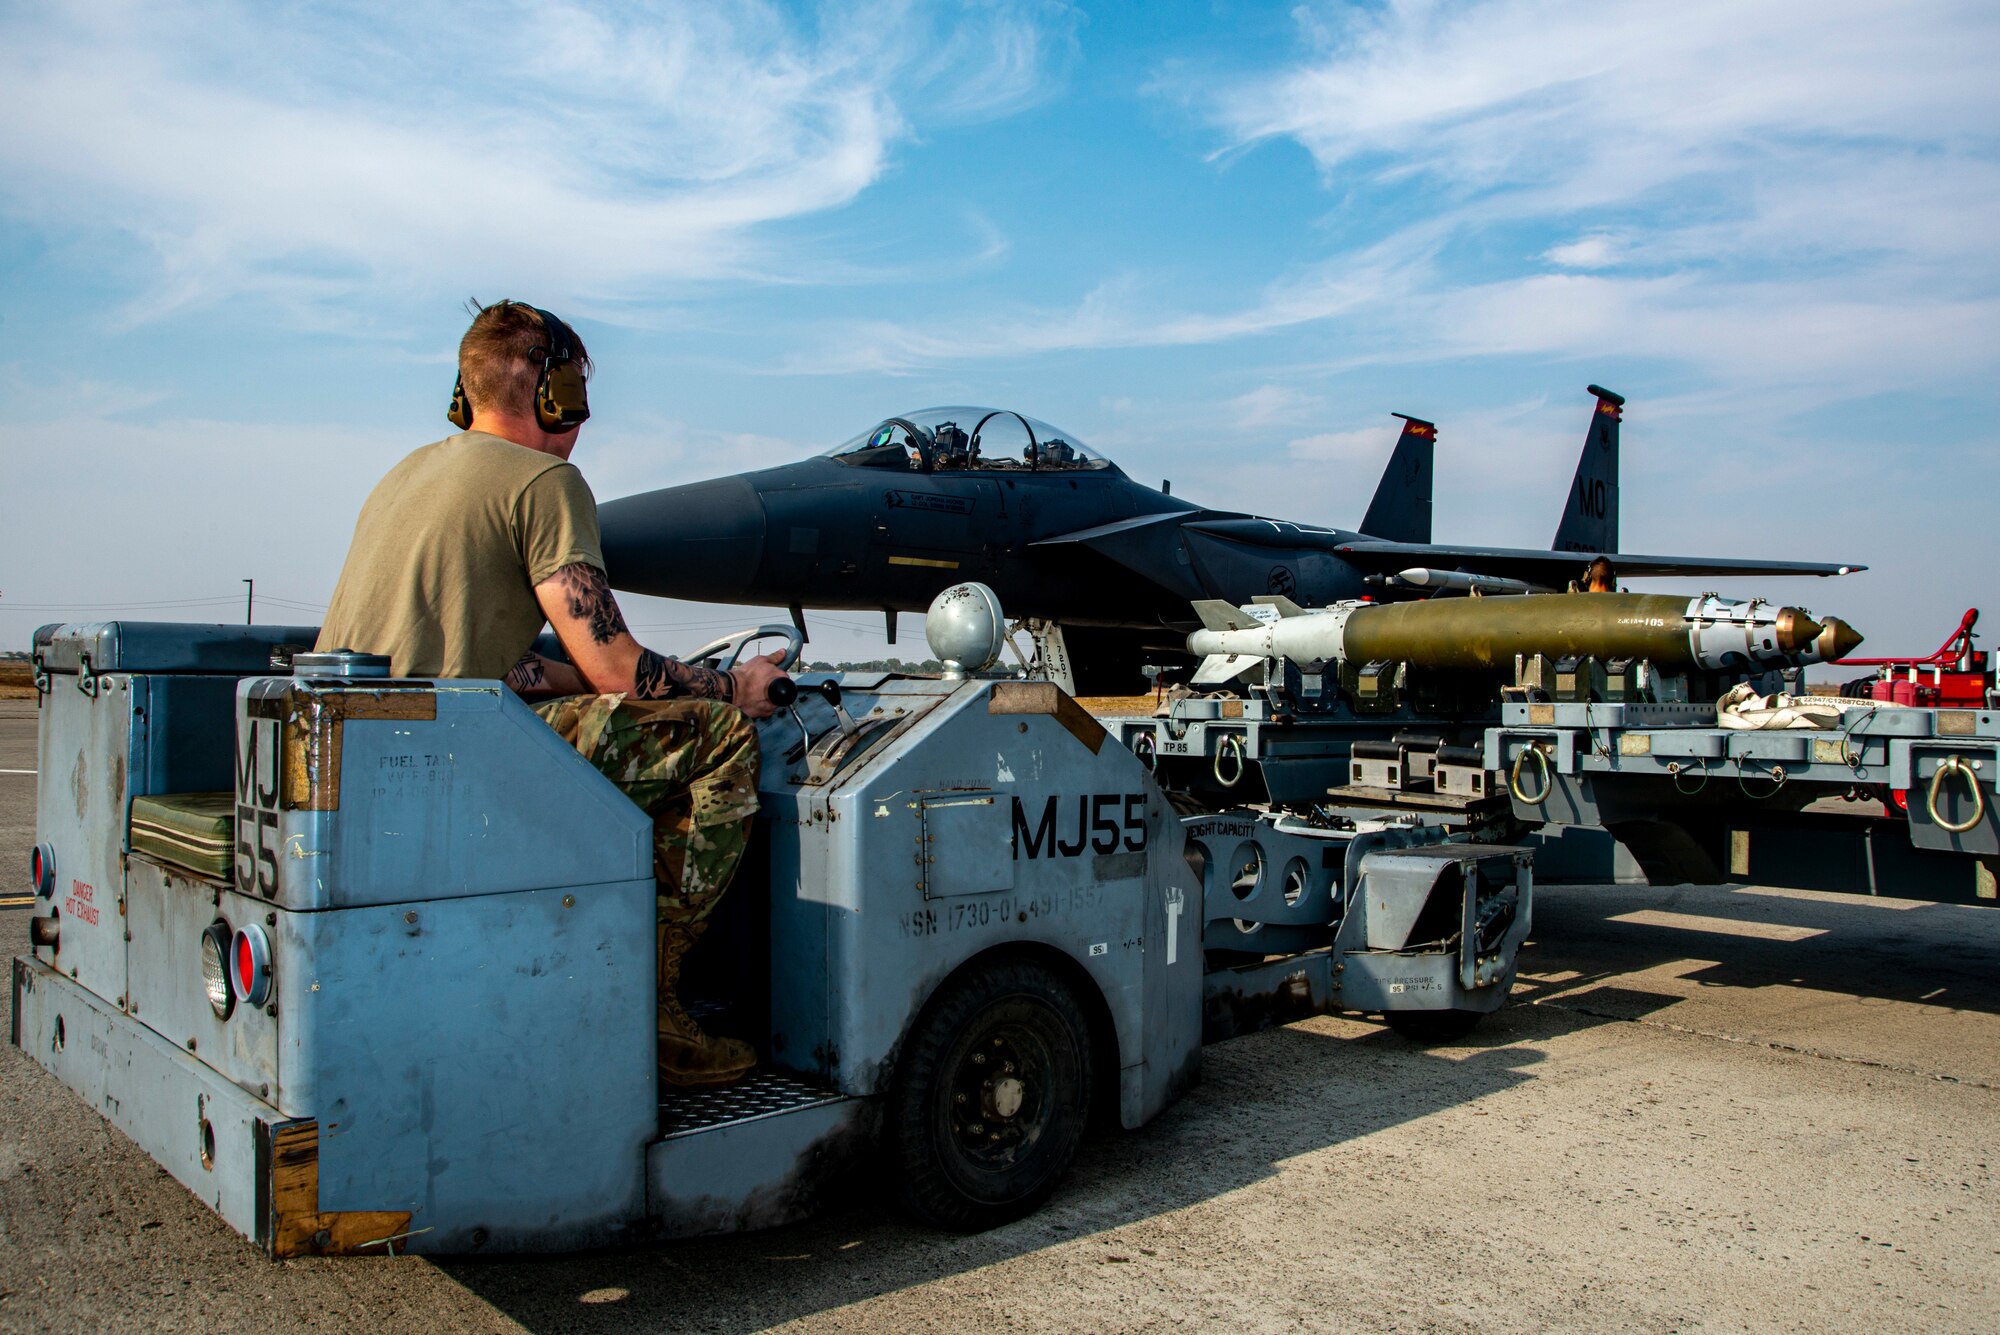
448, 304, 591, 432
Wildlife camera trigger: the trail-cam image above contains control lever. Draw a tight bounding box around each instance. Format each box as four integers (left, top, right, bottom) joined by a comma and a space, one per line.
816, 679, 862, 739
777, 678, 854, 754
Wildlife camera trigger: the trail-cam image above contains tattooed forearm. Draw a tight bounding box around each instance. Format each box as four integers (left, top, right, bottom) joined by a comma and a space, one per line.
632, 647, 735, 702
552, 563, 629, 645
633, 648, 672, 698
505, 651, 547, 695
539, 562, 739, 702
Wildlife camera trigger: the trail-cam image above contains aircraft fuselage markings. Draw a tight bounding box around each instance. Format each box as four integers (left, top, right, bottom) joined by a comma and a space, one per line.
1575, 477, 1609, 519
884, 490, 975, 515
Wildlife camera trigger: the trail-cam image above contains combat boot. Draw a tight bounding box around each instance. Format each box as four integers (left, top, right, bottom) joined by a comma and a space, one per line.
656, 921, 756, 1088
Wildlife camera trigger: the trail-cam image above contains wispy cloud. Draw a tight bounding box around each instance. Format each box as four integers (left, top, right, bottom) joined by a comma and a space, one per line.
1231, 384, 1326, 431
0, 0, 1070, 321
783, 241, 1422, 372
579, 415, 811, 497
1285, 426, 1392, 465
1216, 1, 1995, 214
1199, 1, 2000, 388
1543, 234, 1622, 271
794, 0, 2000, 401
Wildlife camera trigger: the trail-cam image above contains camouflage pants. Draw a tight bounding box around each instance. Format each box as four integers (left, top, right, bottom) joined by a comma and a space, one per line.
534, 695, 760, 929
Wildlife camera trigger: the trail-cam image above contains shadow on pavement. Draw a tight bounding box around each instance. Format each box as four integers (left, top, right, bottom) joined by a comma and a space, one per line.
1515, 881, 2000, 1017
437, 1014, 1567, 1334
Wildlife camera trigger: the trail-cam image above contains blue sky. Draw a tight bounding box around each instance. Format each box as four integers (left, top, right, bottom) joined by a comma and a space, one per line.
5, 0, 1997, 661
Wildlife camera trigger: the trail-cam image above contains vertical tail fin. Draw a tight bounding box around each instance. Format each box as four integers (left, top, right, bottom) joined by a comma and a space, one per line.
1249, 595, 1309, 618
1358, 413, 1435, 543
1192, 599, 1260, 633
1550, 385, 1622, 554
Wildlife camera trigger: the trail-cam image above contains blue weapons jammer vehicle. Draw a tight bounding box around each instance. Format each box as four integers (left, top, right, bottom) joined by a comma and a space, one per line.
16, 585, 1530, 1255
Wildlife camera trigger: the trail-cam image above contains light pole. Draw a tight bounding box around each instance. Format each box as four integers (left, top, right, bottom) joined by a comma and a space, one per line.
243, 579, 254, 625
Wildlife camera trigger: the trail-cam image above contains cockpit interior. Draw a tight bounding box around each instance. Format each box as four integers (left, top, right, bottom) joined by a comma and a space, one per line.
825, 406, 1111, 473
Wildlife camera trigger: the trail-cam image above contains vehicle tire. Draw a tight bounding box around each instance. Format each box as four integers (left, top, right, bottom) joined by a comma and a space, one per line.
1384, 1007, 1485, 1044
889, 960, 1093, 1232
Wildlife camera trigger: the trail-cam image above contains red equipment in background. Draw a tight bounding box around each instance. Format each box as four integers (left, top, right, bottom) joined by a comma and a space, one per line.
1838, 608, 1993, 709
1833, 610, 1993, 817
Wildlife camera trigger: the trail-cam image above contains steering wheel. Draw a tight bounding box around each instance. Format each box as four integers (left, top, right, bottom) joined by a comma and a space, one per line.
680, 623, 806, 671
679, 624, 804, 708
871, 416, 937, 472
971, 409, 1038, 471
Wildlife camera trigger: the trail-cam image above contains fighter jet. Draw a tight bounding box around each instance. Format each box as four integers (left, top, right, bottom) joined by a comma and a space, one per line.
598, 388, 1863, 691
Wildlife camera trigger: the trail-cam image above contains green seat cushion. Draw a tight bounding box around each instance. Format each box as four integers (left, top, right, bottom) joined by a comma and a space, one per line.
130, 792, 235, 882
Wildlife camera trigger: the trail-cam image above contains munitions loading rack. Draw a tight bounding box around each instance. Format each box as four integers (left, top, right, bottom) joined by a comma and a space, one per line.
1110, 692, 2000, 906
1485, 698, 2000, 901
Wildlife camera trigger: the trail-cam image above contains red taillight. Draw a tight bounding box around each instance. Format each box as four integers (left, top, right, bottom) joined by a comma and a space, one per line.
30, 843, 56, 898
230, 924, 272, 1008
1890, 788, 1910, 813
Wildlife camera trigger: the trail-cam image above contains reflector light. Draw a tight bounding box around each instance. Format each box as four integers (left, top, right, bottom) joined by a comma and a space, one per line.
30, 843, 56, 898
231, 924, 273, 1008
200, 921, 234, 1019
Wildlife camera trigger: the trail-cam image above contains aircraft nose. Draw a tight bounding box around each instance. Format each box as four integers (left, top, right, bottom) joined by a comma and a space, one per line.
598, 477, 767, 601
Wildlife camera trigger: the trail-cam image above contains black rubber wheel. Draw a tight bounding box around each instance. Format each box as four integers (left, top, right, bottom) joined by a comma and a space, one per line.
1384, 1007, 1485, 1044
889, 960, 1092, 1232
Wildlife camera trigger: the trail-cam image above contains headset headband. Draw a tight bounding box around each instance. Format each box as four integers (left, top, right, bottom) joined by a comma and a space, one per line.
526, 305, 576, 367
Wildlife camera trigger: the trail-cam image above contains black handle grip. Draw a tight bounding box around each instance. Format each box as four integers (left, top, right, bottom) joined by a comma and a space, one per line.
766, 677, 799, 708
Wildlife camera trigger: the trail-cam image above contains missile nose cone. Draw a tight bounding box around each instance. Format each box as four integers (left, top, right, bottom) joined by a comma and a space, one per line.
1818, 616, 1864, 662
598, 477, 767, 601
1775, 607, 1823, 654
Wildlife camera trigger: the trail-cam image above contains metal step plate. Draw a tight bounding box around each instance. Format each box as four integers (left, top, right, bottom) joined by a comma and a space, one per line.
657, 1068, 848, 1139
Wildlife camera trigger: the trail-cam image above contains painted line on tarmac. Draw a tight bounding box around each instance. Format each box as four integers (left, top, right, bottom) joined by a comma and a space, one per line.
0, 895, 36, 908
1, 768, 36, 775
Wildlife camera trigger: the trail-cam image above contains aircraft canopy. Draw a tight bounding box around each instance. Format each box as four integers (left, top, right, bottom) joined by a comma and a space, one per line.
825, 406, 1110, 473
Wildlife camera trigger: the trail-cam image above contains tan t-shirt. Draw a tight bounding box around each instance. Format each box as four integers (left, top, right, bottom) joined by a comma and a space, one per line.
316, 432, 604, 679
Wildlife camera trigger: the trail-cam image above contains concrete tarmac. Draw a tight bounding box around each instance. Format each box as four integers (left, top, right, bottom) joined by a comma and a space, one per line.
1, 697, 1995, 1334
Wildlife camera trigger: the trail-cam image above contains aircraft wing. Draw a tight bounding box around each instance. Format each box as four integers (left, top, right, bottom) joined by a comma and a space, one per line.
1029, 512, 1203, 547
1335, 540, 1866, 581
1029, 512, 1217, 602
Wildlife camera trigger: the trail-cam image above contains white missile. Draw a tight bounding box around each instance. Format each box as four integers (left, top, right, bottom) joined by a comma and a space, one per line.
1393, 568, 1549, 595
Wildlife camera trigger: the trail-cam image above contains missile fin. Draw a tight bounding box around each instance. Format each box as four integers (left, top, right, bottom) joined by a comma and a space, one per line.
1193, 600, 1259, 633
1191, 653, 1258, 686
1251, 595, 1309, 619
